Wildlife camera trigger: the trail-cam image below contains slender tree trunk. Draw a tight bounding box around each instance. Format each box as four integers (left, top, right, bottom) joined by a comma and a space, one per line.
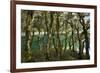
69, 38, 71, 50
44, 12, 50, 60
69, 20, 75, 52
64, 22, 68, 53
75, 27, 83, 59
56, 13, 62, 58
52, 33, 58, 55
72, 29, 75, 51
84, 31, 90, 59
24, 11, 34, 62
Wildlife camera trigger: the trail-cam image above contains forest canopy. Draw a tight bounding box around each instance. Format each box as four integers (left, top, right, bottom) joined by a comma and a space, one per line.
21, 10, 90, 62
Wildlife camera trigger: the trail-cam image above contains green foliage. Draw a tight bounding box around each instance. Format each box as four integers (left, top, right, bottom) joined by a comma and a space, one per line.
21, 10, 90, 62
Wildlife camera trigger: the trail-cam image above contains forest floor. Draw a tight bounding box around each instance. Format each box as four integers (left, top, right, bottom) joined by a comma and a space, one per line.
21, 49, 89, 63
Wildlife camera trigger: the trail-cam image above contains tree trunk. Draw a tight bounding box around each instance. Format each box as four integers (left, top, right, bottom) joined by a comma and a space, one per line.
56, 13, 62, 58
84, 31, 90, 59
72, 29, 75, 51
24, 11, 34, 62
44, 12, 50, 60
76, 28, 83, 59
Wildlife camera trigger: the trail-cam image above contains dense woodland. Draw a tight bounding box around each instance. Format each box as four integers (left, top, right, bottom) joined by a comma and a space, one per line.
21, 10, 90, 62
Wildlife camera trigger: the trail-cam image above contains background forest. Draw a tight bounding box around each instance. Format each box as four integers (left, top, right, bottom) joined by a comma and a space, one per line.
21, 10, 90, 62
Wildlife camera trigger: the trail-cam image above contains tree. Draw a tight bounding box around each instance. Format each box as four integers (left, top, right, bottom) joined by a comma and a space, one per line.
77, 13, 90, 59
21, 10, 34, 62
